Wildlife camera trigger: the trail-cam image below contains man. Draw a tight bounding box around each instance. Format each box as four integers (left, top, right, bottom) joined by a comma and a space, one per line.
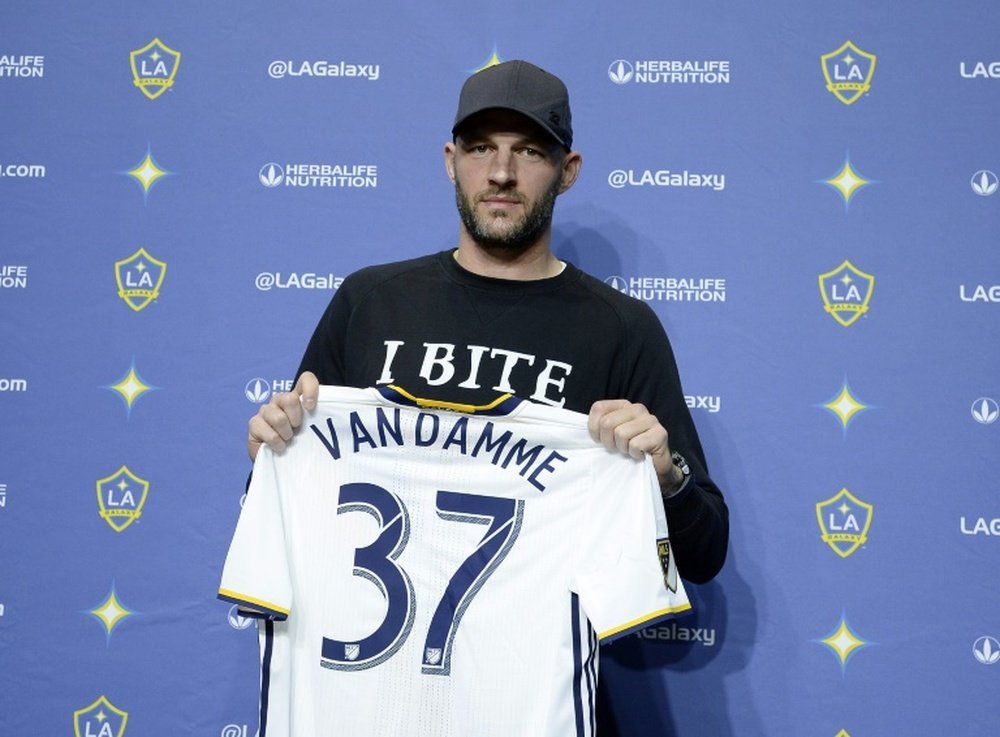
250, 59, 727, 582
246, 58, 728, 726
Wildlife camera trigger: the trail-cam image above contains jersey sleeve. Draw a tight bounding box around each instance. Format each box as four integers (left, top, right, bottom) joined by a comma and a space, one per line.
218, 448, 293, 620
571, 454, 691, 643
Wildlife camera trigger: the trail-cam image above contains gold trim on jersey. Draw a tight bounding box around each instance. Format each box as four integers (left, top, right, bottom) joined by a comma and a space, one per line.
218, 587, 290, 617
387, 384, 513, 414
597, 601, 694, 641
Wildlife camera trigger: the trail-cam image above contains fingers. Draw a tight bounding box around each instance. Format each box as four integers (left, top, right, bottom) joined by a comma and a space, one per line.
246, 378, 318, 461
588, 399, 670, 462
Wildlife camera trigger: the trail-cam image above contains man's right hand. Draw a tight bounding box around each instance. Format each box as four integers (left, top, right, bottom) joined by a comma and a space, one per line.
247, 371, 319, 461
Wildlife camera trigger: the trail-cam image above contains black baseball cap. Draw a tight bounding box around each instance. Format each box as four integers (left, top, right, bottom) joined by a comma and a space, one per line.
452, 60, 573, 150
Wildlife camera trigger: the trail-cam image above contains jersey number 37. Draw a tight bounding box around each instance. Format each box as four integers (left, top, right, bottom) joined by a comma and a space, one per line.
320, 482, 524, 677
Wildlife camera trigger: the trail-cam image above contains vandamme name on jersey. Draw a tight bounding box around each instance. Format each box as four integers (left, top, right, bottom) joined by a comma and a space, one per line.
309, 405, 568, 492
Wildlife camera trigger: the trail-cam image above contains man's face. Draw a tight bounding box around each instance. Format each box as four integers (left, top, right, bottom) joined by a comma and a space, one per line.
448, 111, 571, 255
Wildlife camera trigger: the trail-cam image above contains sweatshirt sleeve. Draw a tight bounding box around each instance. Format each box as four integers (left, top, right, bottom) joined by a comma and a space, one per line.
622, 302, 730, 584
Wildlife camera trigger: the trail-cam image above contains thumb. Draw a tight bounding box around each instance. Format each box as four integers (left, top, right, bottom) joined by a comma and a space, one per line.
296, 371, 320, 410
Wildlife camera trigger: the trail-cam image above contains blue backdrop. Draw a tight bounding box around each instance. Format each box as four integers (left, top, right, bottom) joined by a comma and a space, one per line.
2, 2, 999, 735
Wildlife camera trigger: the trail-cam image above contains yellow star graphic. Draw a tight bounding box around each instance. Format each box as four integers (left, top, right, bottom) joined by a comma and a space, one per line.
105, 359, 158, 417
125, 147, 172, 201
473, 47, 503, 73
85, 583, 137, 643
823, 157, 872, 209
821, 378, 872, 436
92, 593, 128, 631
817, 614, 871, 674
111, 368, 150, 406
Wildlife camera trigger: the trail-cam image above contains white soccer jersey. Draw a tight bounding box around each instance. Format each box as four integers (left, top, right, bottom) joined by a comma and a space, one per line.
219, 385, 690, 737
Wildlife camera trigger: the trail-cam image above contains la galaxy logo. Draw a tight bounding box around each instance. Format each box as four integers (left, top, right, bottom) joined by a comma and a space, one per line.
129, 38, 180, 100
96, 465, 149, 532
816, 487, 873, 558
115, 248, 166, 312
818, 260, 874, 327
73, 695, 128, 737
821, 40, 876, 105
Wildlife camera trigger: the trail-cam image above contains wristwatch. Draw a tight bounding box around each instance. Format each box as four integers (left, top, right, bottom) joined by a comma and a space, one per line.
663, 451, 692, 498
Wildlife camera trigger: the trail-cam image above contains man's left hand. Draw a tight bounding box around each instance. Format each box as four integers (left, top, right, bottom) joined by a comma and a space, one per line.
587, 399, 684, 491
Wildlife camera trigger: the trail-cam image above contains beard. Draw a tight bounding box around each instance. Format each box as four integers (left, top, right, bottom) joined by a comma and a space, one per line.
454, 174, 561, 256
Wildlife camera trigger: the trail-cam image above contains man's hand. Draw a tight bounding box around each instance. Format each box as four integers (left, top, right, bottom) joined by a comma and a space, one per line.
587, 399, 684, 491
247, 371, 320, 461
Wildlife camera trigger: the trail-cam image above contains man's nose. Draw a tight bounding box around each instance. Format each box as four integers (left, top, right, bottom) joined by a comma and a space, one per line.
488, 150, 516, 187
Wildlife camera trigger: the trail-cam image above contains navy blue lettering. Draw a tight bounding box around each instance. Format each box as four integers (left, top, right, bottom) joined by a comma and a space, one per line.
470, 421, 512, 463
311, 419, 341, 460
376, 407, 404, 447
526, 451, 568, 492
442, 417, 470, 454
415, 412, 440, 446
501, 439, 544, 477
350, 411, 378, 452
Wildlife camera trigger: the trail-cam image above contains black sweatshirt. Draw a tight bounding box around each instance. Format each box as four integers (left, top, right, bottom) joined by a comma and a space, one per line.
297, 250, 728, 584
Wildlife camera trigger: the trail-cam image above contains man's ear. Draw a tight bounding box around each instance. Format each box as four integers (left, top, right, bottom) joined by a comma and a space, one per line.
443, 142, 456, 183
559, 151, 583, 194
